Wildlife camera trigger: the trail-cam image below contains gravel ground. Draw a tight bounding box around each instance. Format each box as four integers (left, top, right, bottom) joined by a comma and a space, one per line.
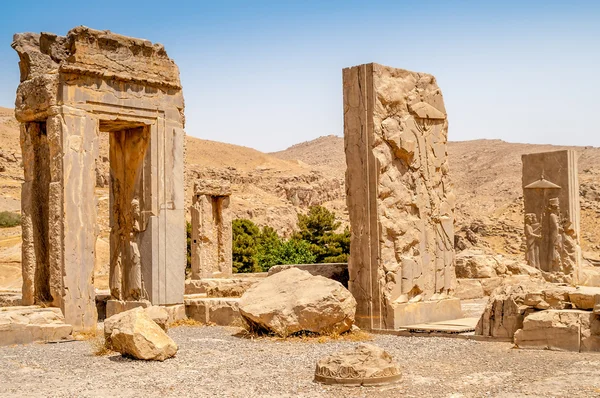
1, 325, 600, 398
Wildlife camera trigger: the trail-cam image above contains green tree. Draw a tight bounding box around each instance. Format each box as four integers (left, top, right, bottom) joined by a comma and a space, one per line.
256, 226, 283, 271
232, 219, 261, 273
293, 205, 350, 263
322, 226, 350, 263
277, 238, 317, 265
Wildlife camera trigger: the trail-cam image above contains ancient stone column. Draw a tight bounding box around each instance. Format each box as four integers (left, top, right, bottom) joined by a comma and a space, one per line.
190, 180, 233, 279
522, 150, 581, 282
343, 63, 461, 330
12, 26, 186, 330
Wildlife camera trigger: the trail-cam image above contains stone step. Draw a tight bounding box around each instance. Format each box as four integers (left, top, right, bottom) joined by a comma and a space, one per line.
0, 306, 72, 345
185, 297, 243, 327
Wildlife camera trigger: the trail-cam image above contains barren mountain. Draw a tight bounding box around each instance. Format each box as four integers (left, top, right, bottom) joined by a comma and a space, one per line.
2, 107, 600, 290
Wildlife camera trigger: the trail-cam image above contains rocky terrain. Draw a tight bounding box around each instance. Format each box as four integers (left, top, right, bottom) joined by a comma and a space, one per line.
2, 106, 600, 289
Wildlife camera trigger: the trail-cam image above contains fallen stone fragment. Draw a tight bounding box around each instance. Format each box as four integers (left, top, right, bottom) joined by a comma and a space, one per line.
314, 344, 402, 386
514, 309, 587, 352
568, 286, 600, 310
144, 306, 170, 332
104, 307, 177, 361
239, 268, 356, 336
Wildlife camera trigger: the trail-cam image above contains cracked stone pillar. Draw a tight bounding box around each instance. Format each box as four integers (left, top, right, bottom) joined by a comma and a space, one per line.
12, 26, 186, 331
343, 63, 461, 330
190, 180, 233, 279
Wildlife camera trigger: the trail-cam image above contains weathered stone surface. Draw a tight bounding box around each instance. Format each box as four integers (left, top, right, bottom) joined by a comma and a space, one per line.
522, 150, 581, 280
391, 298, 462, 328
163, 304, 187, 324
190, 179, 232, 279
455, 279, 484, 300
568, 287, 600, 310
476, 280, 549, 338
579, 266, 600, 287
0, 306, 72, 346
184, 278, 261, 297
314, 344, 402, 386
185, 297, 242, 326
104, 307, 177, 361
239, 268, 356, 336
268, 263, 349, 287
106, 299, 150, 319
514, 310, 584, 351
481, 277, 504, 296
13, 26, 186, 330
455, 250, 541, 280
344, 63, 455, 330
144, 306, 170, 332
0, 292, 22, 307
455, 251, 500, 279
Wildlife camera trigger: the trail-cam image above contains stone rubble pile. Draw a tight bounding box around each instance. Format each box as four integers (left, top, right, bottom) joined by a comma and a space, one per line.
476, 280, 600, 352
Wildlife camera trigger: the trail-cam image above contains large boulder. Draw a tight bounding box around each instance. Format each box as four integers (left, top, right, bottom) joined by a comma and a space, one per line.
104, 307, 177, 361
314, 344, 402, 386
239, 268, 356, 336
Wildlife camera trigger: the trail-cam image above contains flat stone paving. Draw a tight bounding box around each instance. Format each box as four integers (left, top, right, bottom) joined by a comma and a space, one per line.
1, 325, 599, 397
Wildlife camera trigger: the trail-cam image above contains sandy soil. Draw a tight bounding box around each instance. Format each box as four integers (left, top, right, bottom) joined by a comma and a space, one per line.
1, 325, 599, 398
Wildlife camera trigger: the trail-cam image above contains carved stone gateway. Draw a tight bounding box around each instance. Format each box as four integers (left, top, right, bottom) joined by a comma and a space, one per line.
522, 150, 581, 281
13, 26, 186, 331
343, 63, 460, 330
190, 180, 233, 279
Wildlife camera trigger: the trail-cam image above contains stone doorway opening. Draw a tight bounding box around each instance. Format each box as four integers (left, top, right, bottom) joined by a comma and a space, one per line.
98, 120, 151, 304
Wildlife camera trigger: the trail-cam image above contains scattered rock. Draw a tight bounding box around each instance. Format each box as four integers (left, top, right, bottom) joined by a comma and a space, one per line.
239, 268, 356, 336
569, 287, 600, 310
514, 310, 585, 351
455, 279, 484, 300
144, 306, 170, 332
104, 307, 177, 361
314, 344, 402, 386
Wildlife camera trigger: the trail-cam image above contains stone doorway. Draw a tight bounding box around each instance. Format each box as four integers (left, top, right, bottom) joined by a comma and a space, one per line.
13, 26, 187, 331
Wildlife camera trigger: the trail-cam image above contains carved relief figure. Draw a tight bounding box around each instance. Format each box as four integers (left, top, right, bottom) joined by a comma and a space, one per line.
127, 198, 143, 300
546, 198, 562, 272
561, 220, 577, 275
524, 213, 541, 268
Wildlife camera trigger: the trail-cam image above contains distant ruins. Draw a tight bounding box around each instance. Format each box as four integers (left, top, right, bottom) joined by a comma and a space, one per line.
12, 26, 186, 331
190, 180, 233, 279
522, 150, 581, 282
343, 63, 460, 330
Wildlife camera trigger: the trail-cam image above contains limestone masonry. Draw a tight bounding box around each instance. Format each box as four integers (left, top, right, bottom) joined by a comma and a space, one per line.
522, 150, 581, 282
190, 179, 233, 279
12, 26, 186, 331
343, 63, 459, 330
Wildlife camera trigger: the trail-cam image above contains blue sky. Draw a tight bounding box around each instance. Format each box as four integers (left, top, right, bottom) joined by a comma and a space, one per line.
0, 1, 599, 152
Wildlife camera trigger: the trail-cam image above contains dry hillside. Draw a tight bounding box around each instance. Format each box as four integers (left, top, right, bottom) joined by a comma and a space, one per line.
2, 107, 600, 289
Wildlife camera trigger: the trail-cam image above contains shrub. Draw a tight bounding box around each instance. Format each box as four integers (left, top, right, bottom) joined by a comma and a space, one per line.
0, 211, 21, 228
